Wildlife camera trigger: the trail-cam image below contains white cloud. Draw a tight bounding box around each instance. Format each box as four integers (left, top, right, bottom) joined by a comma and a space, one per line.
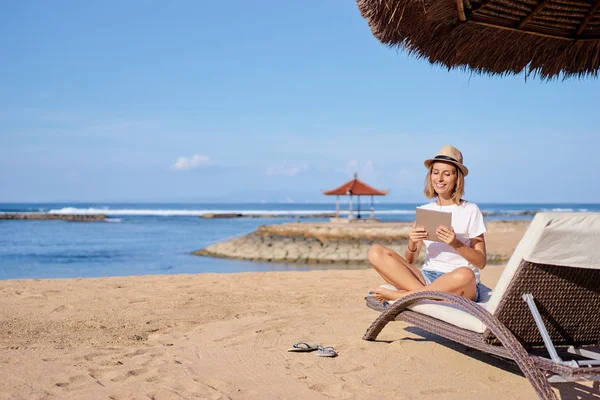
346, 159, 377, 178
345, 159, 358, 175
266, 163, 308, 176
362, 160, 375, 175
171, 154, 211, 170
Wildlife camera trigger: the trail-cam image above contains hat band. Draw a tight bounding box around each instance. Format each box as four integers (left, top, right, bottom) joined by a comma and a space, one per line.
434, 155, 459, 163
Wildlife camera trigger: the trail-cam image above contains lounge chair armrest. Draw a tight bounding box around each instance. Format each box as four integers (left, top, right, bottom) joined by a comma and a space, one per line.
376, 291, 493, 323
364, 291, 502, 344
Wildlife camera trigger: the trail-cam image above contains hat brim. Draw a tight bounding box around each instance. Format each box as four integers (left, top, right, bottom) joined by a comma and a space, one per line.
424, 159, 469, 176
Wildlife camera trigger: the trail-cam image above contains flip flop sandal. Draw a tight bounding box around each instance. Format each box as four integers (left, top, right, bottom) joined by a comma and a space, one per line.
287, 342, 320, 352
316, 346, 338, 358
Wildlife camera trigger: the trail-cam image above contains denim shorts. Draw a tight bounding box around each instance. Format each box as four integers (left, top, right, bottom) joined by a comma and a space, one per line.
421, 269, 481, 302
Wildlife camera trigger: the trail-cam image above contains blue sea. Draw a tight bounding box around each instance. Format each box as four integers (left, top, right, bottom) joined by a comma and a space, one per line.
0, 202, 597, 280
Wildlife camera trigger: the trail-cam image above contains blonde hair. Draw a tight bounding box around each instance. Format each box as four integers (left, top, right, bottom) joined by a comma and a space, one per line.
424, 163, 464, 204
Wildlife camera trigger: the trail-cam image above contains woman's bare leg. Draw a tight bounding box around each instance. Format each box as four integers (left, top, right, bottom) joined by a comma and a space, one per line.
370, 267, 477, 301
368, 244, 426, 291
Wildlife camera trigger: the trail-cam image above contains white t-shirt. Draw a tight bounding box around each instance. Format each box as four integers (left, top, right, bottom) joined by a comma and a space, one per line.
419, 200, 487, 283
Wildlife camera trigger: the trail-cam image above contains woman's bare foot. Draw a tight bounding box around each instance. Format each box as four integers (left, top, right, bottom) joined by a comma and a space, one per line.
369, 287, 407, 301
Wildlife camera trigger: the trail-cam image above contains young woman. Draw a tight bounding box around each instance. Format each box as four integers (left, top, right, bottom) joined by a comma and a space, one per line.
368, 145, 487, 302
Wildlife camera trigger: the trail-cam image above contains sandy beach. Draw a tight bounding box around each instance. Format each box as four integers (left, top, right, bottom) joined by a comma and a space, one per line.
1, 261, 597, 399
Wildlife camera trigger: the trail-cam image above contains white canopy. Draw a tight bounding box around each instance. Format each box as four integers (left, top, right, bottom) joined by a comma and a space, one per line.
523, 212, 600, 270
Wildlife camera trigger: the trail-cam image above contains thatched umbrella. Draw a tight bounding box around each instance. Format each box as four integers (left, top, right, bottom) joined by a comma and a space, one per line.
357, 0, 600, 79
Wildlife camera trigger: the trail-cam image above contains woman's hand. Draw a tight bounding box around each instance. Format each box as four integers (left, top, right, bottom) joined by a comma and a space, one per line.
408, 224, 428, 245
436, 225, 462, 248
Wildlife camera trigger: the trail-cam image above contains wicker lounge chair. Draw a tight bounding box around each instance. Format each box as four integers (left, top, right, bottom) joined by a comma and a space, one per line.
363, 212, 600, 400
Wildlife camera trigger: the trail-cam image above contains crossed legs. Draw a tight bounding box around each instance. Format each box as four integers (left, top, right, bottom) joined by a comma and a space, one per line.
367, 244, 477, 301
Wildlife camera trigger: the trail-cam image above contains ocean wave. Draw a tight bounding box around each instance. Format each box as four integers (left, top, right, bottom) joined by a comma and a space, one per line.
46, 207, 417, 216
0, 211, 44, 215
481, 209, 535, 216
28, 206, 597, 218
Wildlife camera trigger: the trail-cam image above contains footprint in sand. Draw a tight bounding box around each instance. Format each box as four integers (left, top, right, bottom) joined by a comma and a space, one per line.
54, 374, 88, 390
420, 388, 458, 395
52, 304, 73, 313
83, 352, 106, 362
308, 383, 328, 392
487, 373, 503, 383
110, 368, 148, 382
124, 348, 149, 357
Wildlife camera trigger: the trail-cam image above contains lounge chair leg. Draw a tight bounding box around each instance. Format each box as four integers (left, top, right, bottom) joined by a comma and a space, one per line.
513, 360, 557, 400
522, 294, 564, 364
363, 310, 395, 340
460, 304, 557, 399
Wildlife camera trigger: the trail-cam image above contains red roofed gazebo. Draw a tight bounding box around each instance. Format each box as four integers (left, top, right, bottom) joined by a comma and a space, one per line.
323, 173, 389, 220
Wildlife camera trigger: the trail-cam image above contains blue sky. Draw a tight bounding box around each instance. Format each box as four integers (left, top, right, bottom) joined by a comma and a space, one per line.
1, 1, 598, 204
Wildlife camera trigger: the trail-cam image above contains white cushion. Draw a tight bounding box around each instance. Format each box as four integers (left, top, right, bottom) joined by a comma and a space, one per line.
383, 284, 493, 333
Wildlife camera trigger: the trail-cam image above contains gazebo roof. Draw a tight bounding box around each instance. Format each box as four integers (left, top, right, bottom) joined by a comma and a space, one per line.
323, 173, 389, 196
357, 0, 600, 79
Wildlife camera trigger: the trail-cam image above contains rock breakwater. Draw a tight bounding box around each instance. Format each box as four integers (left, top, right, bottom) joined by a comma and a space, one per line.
193, 220, 529, 265
194, 231, 416, 265
0, 213, 107, 222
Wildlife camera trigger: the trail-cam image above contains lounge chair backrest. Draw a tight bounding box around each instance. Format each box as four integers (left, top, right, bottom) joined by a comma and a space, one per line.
483, 212, 600, 347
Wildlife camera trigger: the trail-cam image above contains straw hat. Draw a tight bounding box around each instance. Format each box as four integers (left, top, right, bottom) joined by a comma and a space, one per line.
424, 145, 469, 176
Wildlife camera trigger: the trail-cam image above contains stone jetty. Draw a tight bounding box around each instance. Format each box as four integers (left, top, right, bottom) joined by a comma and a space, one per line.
0, 213, 107, 222
193, 220, 530, 265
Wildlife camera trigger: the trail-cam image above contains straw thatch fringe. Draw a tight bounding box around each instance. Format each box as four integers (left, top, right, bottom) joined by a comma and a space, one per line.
496, 0, 534, 13
480, 8, 525, 20
357, 0, 600, 79
486, 3, 529, 17
558, 0, 592, 7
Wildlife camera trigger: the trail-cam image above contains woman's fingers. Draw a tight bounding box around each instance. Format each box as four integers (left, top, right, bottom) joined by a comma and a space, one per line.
409, 225, 428, 243
409, 232, 428, 241
436, 226, 456, 245
437, 226, 455, 234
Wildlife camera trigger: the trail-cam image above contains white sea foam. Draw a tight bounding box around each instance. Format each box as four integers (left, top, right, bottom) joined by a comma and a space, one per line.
46, 207, 416, 216
0, 211, 45, 215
